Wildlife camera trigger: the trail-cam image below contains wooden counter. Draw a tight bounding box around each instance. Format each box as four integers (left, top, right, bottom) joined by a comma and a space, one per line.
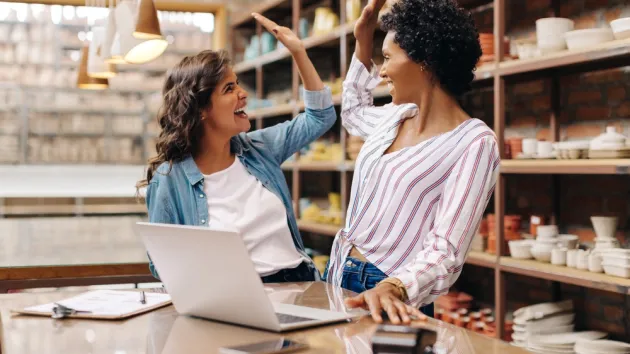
0, 282, 529, 354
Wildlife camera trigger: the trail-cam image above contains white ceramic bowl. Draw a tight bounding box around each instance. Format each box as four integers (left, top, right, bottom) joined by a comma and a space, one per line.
537, 225, 559, 238
557, 234, 579, 249
509, 240, 535, 259
536, 17, 574, 53
564, 28, 614, 50
611, 17, 630, 40
532, 247, 552, 262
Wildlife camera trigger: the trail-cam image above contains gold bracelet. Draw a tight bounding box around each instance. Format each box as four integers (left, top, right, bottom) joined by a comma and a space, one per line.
378, 277, 409, 302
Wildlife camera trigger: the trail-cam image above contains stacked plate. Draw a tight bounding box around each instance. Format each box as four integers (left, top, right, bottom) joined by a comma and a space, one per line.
527, 332, 607, 353
575, 339, 630, 354
511, 300, 575, 348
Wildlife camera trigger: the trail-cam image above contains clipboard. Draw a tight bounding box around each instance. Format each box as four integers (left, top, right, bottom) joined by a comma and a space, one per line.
11, 289, 173, 320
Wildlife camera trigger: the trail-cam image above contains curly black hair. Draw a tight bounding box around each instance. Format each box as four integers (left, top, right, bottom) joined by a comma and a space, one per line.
380, 0, 482, 97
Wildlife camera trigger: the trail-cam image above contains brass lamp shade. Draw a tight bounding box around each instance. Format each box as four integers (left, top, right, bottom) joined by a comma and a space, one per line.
77, 45, 109, 90
133, 0, 163, 40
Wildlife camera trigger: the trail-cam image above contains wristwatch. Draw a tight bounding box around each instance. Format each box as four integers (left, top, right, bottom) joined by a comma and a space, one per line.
378, 277, 409, 302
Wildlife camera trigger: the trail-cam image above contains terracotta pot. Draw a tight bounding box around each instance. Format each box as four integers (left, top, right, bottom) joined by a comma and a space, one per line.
480, 308, 493, 319
435, 308, 444, 321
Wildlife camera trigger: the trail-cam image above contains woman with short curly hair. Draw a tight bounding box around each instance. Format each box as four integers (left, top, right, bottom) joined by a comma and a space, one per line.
324, 0, 501, 323
139, 14, 336, 284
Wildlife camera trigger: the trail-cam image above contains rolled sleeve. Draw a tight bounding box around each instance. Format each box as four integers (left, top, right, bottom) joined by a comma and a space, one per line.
303, 86, 334, 110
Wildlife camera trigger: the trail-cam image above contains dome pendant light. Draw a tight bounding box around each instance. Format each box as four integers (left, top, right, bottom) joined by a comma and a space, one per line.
88, 26, 118, 78
102, 0, 127, 64
133, 0, 162, 39
77, 0, 108, 89
114, 0, 168, 64
77, 45, 109, 89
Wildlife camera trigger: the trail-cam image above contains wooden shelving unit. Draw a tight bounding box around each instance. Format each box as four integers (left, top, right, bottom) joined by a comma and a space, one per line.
500, 257, 630, 295
500, 159, 630, 175
297, 220, 340, 236
230, 0, 630, 341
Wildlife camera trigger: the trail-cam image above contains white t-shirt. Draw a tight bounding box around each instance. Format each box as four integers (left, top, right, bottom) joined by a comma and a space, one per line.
203, 158, 303, 277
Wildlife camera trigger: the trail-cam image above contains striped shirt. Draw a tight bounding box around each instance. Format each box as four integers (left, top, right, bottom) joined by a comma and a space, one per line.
326, 55, 500, 307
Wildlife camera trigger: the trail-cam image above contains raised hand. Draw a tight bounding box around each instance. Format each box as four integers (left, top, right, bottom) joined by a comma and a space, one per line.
253, 13, 305, 55
354, 0, 387, 43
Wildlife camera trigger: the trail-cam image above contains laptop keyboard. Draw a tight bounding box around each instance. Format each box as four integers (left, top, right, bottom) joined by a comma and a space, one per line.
276, 313, 315, 324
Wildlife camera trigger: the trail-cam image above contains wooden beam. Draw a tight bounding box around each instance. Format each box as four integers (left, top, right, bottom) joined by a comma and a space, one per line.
213, 6, 227, 50
1, 0, 224, 12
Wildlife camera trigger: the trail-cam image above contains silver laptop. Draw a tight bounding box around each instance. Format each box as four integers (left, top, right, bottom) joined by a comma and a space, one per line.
135, 222, 359, 332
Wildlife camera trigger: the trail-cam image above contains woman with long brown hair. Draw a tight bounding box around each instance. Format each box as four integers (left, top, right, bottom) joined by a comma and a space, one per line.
138, 14, 336, 283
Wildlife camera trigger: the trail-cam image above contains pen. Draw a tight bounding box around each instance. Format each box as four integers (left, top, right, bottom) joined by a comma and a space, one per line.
140, 291, 146, 304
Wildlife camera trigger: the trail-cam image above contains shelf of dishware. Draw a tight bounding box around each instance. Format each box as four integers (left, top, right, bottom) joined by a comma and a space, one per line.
297, 219, 340, 236
466, 251, 497, 269
233, 21, 357, 74
497, 37, 630, 77
500, 159, 630, 175
281, 160, 355, 172
500, 257, 630, 295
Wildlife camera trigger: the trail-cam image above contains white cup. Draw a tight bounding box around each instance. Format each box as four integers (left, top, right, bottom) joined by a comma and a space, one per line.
537, 141, 554, 158
588, 253, 603, 273
566, 249, 578, 268
522, 138, 538, 155
577, 250, 590, 270
551, 248, 567, 266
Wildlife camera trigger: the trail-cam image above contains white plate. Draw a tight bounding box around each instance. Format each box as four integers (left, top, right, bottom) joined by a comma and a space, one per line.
529, 331, 607, 346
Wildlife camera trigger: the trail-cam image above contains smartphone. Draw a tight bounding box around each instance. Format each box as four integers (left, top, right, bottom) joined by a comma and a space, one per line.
219, 338, 308, 354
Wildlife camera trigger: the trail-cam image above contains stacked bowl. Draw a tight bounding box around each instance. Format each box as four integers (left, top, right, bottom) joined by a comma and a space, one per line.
531, 225, 559, 262
511, 300, 575, 348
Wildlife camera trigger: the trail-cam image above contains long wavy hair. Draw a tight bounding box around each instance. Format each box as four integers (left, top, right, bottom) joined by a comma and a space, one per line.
137, 50, 230, 190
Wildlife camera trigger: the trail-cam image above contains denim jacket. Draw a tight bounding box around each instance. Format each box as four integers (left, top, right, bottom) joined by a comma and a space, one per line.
145, 87, 336, 280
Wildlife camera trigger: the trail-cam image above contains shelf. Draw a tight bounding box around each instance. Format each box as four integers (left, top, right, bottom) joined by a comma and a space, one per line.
249, 94, 342, 119
497, 38, 630, 77
231, 0, 288, 27
248, 103, 295, 119
233, 22, 355, 74
2, 203, 147, 216
500, 159, 630, 175
499, 257, 630, 295
466, 251, 497, 269
281, 160, 355, 171
297, 220, 340, 236
31, 107, 144, 115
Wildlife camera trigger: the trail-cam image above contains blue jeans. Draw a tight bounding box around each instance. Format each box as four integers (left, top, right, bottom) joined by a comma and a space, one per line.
260, 262, 315, 283
323, 257, 434, 318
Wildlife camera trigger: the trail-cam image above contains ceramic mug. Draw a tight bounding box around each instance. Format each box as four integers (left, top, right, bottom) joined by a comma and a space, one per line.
566, 249, 578, 268
522, 138, 537, 155
588, 253, 603, 273
537, 141, 554, 158
551, 248, 567, 266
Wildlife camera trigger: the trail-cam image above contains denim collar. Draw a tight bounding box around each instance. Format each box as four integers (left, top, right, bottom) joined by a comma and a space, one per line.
180, 136, 249, 186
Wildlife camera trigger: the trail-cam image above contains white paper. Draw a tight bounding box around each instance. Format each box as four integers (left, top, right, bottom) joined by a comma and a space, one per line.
23, 290, 171, 317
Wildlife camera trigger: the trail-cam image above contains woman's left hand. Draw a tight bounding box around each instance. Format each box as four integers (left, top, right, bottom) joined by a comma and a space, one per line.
345, 283, 426, 324
252, 13, 305, 54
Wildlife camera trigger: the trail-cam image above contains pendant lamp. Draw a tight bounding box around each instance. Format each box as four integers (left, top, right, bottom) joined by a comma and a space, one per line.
133, 0, 162, 39
77, 45, 109, 89
87, 26, 118, 78
102, 0, 126, 64
113, 0, 167, 64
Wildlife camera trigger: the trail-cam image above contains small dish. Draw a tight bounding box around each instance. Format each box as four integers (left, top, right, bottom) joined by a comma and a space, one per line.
564, 28, 614, 50
610, 17, 630, 40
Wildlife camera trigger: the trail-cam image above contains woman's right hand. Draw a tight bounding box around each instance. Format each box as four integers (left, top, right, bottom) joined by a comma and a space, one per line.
354, 0, 387, 68
253, 13, 305, 55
